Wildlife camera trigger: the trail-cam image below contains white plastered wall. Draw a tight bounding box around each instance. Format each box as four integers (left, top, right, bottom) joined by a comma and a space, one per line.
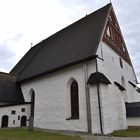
95, 41, 140, 134
0, 104, 30, 128
89, 85, 101, 134
97, 42, 140, 103
21, 64, 94, 132
20, 40, 139, 134
127, 117, 140, 126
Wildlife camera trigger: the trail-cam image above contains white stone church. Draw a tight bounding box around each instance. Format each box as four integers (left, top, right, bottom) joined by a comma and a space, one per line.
0, 3, 140, 134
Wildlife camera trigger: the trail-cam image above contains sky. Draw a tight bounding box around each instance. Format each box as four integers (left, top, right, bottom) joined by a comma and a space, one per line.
0, 0, 140, 86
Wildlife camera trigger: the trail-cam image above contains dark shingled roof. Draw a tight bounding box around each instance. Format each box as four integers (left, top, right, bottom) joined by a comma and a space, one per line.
10, 4, 111, 82
87, 72, 111, 85
126, 102, 140, 117
0, 72, 24, 103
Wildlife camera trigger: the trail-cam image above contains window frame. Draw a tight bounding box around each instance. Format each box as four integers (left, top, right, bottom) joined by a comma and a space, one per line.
70, 80, 79, 119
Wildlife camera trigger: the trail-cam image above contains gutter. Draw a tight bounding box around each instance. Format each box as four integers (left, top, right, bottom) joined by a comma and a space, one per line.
95, 57, 103, 134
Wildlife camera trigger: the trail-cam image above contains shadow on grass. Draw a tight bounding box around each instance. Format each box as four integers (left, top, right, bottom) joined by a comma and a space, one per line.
0, 128, 82, 140
111, 128, 140, 137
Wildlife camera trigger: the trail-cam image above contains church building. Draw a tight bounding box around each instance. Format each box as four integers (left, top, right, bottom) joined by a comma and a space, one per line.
0, 3, 140, 134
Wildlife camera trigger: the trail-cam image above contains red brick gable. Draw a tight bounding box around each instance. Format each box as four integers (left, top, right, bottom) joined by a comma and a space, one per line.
102, 9, 132, 65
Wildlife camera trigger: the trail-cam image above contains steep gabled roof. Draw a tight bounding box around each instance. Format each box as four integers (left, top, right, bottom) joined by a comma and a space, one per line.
10, 4, 111, 82
0, 72, 24, 103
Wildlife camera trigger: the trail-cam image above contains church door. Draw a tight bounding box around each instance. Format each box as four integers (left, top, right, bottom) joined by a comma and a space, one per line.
20, 116, 27, 127
1, 115, 9, 128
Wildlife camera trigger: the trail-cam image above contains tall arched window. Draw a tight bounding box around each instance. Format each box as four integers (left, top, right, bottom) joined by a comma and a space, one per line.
121, 76, 125, 88
70, 81, 79, 119
119, 58, 123, 68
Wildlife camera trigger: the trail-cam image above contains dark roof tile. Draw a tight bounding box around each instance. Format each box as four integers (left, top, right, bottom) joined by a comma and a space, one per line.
0, 72, 24, 103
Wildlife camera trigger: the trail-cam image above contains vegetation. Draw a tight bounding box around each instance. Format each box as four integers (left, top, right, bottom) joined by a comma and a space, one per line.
136, 87, 140, 93
0, 128, 82, 140
111, 128, 140, 137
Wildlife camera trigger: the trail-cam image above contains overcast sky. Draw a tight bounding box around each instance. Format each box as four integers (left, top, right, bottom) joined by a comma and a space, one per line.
0, 0, 140, 85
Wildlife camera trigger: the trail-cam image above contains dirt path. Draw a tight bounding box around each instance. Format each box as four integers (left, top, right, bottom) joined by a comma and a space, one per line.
81, 135, 140, 140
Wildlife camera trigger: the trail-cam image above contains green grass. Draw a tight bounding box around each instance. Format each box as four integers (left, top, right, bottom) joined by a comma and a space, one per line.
0, 128, 82, 140
111, 128, 140, 137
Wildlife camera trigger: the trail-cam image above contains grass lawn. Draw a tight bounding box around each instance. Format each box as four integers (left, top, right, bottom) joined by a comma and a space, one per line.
111, 128, 140, 137
0, 128, 82, 140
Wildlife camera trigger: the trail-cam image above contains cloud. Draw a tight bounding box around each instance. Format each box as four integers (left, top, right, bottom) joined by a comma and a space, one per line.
0, 0, 139, 83
0, 44, 15, 72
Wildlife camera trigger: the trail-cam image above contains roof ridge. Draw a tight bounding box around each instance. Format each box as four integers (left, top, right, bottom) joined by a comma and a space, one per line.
0, 71, 9, 75
86, 3, 112, 56
0, 72, 16, 78
42, 3, 112, 43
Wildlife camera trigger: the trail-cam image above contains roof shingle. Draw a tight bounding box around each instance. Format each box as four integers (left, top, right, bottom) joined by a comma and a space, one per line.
0, 72, 24, 103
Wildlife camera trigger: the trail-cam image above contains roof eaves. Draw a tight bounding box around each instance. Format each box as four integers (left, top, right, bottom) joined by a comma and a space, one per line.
87, 72, 111, 85
114, 81, 126, 91
0, 102, 31, 108
17, 55, 97, 83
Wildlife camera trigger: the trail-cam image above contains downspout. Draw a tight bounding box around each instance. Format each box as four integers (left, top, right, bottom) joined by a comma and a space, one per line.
95, 57, 103, 134
83, 62, 92, 133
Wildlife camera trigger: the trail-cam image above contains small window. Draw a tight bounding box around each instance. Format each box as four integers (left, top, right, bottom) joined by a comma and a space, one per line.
122, 43, 125, 52
21, 108, 25, 112
13, 120, 15, 125
109, 15, 112, 21
121, 76, 126, 88
115, 23, 118, 28
106, 26, 110, 37
18, 116, 20, 120
119, 58, 123, 68
11, 110, 16, 114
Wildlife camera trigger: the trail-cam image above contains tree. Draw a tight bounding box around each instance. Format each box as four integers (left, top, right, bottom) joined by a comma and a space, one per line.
136, 87, 140, 93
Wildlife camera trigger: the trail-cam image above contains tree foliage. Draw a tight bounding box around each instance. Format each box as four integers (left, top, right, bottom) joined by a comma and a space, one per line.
136, 87, 140, 93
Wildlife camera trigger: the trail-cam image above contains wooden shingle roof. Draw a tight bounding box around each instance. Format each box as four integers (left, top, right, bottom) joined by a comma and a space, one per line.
10, 4, 112, 82
0, 72, 24, 103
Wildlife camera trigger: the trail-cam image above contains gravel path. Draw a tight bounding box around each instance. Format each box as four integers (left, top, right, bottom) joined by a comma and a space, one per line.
81, 135, 140, 140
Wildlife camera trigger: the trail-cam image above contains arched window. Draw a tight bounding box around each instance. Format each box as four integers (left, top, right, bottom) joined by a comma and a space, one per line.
70, 81, 79, 119
119, 58, 123, 68
1, 115, 9, 128
106, 26, 111, 37
121, 76, 125, 88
